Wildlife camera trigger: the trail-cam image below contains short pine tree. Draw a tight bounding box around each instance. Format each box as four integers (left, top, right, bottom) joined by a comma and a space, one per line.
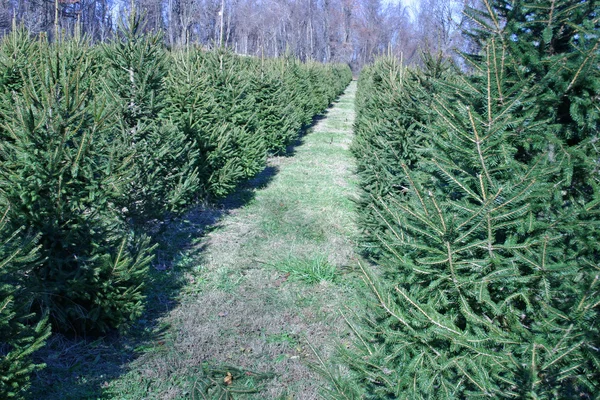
165, 48, 350, 200
199, 48, 267, 185
277, 57, 310, 139
464, 0, 600, 207
334, 40, 599, 399
287, 57, 318, 126
306, 61, 332, 114
352, 54, 450, 257
0, 27, 33, 95
0, 27, 35, 160
0, 35, 155, 334
0, 209, 50, 399
100, 11, 199, 220
251, 59, 297, 153
166, 48, 265, 198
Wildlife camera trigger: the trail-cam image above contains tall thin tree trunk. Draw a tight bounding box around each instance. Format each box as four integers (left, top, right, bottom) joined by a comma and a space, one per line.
219, 0, 225, 46
225, 1, 232, 45
54, 0, 59, 39
168, 0, 174, 47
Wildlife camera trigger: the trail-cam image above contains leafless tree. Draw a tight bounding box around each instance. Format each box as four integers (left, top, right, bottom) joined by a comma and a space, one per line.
1, 0, 472, 70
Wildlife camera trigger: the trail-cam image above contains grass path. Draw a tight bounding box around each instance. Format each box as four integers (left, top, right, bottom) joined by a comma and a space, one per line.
106, 81, 362, 399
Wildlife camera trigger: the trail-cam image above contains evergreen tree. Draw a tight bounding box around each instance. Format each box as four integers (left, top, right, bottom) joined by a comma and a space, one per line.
100, 11, 199, 220
333, 38, 599, 398
251, 59, 298, 153
163, 47, 350, 200
0, 27, 35, 164
352, 54, 450, 257
166, 48, 265, 198
277, 57, 310, 140
0, 15, 351, 348
0, 35, 154, 334
0, 209, 50, 399
0, 27, 32, 97
307, 61, 332, 114
199, 48, 266, 186
464, 0, 600, 205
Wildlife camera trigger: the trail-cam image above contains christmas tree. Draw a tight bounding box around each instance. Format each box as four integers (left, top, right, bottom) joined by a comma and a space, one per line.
100, 10, 199, 220
332, 1, 600, 395
0, 209, 50, 399
0, 34, 154, 334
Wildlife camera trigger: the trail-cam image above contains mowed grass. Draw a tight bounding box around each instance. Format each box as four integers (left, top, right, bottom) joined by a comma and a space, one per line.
31, 82, 364, 399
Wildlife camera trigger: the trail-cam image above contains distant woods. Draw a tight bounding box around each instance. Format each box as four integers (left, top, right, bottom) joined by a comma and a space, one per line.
0, 0, 477, 70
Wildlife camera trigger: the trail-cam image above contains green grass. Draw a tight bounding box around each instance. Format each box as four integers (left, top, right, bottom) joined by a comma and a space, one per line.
274, 255, 337, 284
266, 332, 299, 346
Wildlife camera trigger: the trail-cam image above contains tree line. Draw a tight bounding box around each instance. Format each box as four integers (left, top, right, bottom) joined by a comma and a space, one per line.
330, 0, 600, 397
0, 11, 351, 397
1, 0, 479, 70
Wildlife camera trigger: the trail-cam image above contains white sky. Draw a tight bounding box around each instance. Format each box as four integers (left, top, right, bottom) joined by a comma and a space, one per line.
385, 0, 422, 19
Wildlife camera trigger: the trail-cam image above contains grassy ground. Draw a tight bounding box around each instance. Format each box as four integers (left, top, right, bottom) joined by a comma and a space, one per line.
30, 81, 363, 399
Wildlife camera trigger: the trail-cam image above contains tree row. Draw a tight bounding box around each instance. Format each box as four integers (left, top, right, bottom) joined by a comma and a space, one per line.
0, 14, 351, 398
335, 0, 599, 398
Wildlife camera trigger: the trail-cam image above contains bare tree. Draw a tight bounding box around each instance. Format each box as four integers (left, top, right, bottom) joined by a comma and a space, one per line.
0, 0, 473, 72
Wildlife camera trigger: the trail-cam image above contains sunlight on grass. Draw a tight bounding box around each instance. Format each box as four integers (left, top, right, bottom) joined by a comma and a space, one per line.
275, 255, 337, 284
96, 82, 360, 400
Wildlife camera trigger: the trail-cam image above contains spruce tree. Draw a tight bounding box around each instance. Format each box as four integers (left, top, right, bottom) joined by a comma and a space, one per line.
251, 59, 297, 153
100, 11, 199, 220
277, 57, 308, 139
0, 27, 32, 96
0, 27, 35, 163
198, 48, 266, 186
166, 48, 265, 198
0, 209, 50, 399
306, 61, 332, 114
333, 38, 599, 398
352, 54, 450, 257
286, 57, 317, 126
464, 0, 600, 208
0, 29, 49, 398
0, 35, 154, 334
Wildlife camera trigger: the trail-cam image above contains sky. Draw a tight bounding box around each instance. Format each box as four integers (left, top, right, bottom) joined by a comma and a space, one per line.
385, 0, 421, 19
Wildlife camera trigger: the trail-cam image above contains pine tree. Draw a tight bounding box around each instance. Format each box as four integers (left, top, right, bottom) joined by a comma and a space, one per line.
306, 61, 332, 115
100, 11, 199, 220
287, 57, 317, 126
166, 48, 265, 198
0, 35, 154, 334
0, 208, 51, 399
0, 27, 35, 163
165, 48, 350, 201
464, 0, 600, 207
277, 56, 310, 140
251, 59, 297, 153
199, 48, 267, 186
0, 27, 32, 95
352, 55, 450, 257
333, 38, 599, 398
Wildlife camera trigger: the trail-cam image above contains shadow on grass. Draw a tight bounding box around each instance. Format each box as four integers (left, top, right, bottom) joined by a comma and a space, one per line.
27, 106, 336, 400
274, 105, 334, 159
